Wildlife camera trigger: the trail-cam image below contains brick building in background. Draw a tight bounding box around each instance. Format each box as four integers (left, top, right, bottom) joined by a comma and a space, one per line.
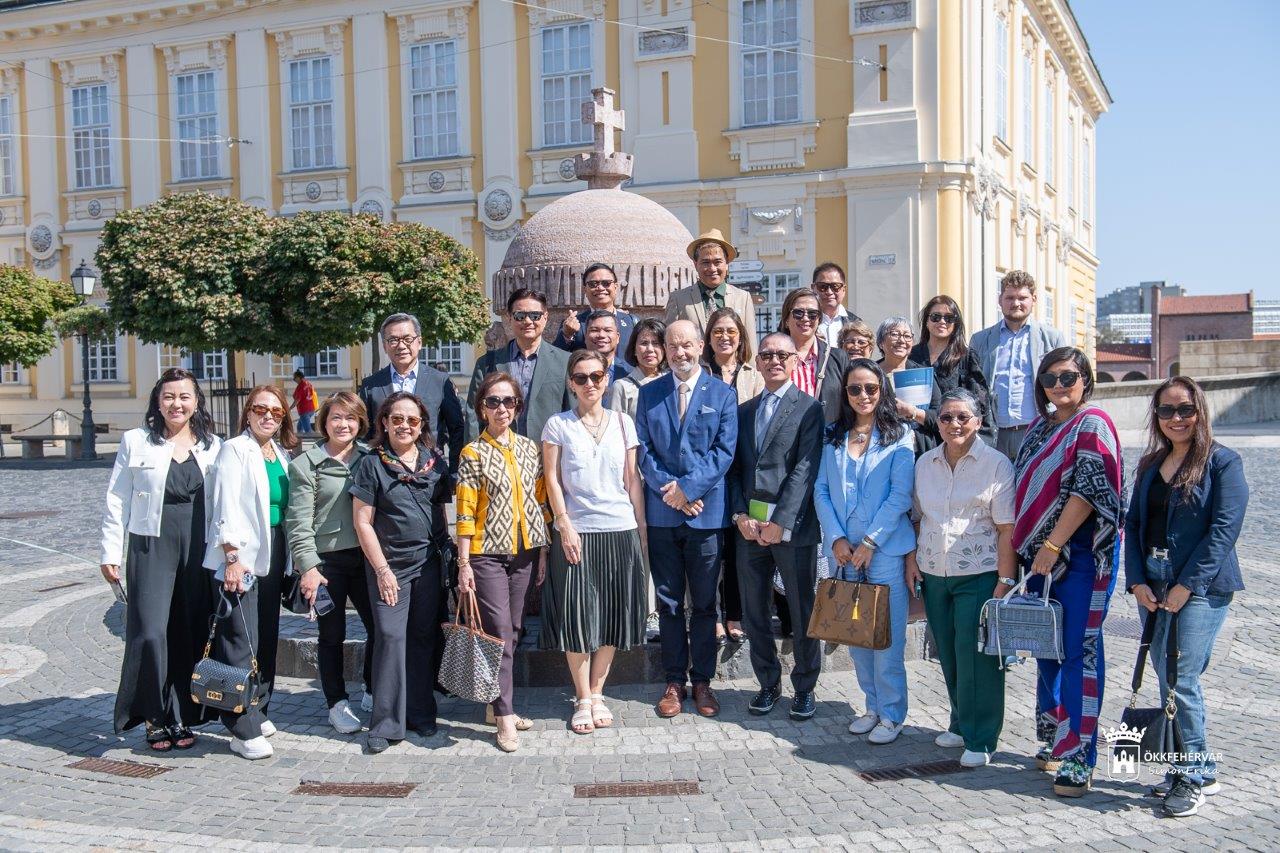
1096, 286, 1255, 380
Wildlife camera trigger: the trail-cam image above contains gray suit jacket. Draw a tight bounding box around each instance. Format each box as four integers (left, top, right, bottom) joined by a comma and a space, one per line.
969, 319, 1066, 420
359, 364, 464, 475
465, 342, 571, 444
664, 283, 758, 360
728, 384, 825, 547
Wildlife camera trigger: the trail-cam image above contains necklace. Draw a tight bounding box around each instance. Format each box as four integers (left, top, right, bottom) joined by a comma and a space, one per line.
261, 443, 276, 462
851, 427, 871, 445
580, 410, 608, 442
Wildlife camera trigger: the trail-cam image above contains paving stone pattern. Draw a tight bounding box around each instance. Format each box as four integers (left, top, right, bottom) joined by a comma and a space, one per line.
0, 450, 1276, 851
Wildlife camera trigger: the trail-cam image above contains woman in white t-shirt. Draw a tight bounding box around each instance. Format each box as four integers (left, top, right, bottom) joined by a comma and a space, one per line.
541, 349, 649, 735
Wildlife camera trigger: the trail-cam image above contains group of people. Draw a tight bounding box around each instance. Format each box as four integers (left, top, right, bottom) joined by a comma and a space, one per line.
99, 229, 1246, 820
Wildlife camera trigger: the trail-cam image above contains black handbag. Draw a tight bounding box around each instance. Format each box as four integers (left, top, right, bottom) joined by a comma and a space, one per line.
281, 569, 311, 615
1119, 605, 1183, 767
191, 593, 261, 715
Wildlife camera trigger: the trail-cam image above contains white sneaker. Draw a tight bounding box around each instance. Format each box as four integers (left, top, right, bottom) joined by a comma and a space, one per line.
848, 713, 879, 735
867, 720, 904, 744
935, 731, 965, 748
230, 736, 273, 760
960, 749, 990, 767
328, 700, 361, 734
259, 719, 277, 738
361, 693, 374, 712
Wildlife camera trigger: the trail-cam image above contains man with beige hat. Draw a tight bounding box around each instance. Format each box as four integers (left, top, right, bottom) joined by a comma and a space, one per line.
665, 228, 759, 360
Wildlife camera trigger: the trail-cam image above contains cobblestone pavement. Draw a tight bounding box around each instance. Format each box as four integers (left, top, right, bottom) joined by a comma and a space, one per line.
0, 444, 1276, 851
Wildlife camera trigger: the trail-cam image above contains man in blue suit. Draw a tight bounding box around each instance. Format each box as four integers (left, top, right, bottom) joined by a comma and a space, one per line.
636, 319, 738, 718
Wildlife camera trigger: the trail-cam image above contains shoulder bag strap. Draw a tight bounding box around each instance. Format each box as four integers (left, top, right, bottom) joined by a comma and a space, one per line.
1162, 610, 1179, 717
816, 342, 833, 383
1127, 605, 1159, 705
203, 589, 258, 675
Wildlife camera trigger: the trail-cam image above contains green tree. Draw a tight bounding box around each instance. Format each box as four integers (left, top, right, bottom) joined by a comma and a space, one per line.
53, 304, 116, 342
0, 263, 79, 367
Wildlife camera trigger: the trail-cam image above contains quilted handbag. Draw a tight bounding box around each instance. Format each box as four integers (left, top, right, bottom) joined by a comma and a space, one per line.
190, 593, 261, 715
805, 574, 891, 650
439, 590, 504, 704
978, 573, 1064, 663
1119, 605, 1184, 766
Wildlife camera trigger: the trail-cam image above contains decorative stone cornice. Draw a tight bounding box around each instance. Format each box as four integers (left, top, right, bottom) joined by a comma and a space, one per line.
55, 52, 121, 85
271, 20, 346, 64
395, 2, 472, 44
1029, 0, 1110, 115
525, 0, 605, 29
0, 0, 286, 44
160, 36, 230, 75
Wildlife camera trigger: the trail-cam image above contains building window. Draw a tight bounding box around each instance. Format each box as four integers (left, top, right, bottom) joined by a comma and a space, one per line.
1066, 117, 1075, 211
175, 71, 220, 180
1082, 133, 1092, 222
420, 342, 463, 376
1044, 289, 1055, 323
1021, 52, 1034, 164
87, 339, 119, 382
288, 57, 335, 170
71, 84, 111, 189
540, 23, 592, 147
0, 362, 23, 384
275, 348, 340, 379
993, 15, 1008, 141
409, 41, 459, 160
161, 346, 226, 380
0, 95, 14, 196
755, 271, 800, 340
741, 0, 799, 127
1043, 80, 1054, 185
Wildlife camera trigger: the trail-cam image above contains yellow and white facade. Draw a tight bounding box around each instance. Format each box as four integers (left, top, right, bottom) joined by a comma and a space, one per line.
0, 0, 1107, 433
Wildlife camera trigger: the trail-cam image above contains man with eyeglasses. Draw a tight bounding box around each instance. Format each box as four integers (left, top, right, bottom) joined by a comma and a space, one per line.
665, 229, 758, 360
553, 262, 637, 364
969, 270, 1066, 460
812, 262, 862, 349
728, 333, 825, 722
465, 288, 571, 445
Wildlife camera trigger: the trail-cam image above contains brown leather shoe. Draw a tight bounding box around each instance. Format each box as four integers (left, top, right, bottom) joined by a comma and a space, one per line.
692, 682, 720, 717
655, 683, 686, 718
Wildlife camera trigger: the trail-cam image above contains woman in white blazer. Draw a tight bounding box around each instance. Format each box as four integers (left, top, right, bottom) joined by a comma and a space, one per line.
99, 368, 221, 752
202, 385, 299, 760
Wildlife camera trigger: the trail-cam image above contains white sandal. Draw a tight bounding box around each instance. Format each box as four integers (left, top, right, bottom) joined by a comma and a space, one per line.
590, 694, 614, 728
571, 698, 595, 735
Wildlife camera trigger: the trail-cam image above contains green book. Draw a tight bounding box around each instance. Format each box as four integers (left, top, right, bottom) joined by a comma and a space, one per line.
748, 498, 776, 522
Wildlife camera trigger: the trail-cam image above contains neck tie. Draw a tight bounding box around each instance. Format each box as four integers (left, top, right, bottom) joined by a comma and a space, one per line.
756, 392, 778, 452
678, 382, 690, 421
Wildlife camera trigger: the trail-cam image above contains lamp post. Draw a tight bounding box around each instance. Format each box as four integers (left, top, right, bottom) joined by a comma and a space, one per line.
71, 259, 98, 461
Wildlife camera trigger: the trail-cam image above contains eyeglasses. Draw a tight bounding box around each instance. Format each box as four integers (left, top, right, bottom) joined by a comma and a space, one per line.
845, 383, 880, 398
814, 282, 844, 293
584, 279, 615, 290
388, 414, 422, 428
570, 371, 608, 386
1155, 403, 1197, 420
711, 327, 740, 339
844, 338, 871, 351
1038, 370, 1081, 389
249, 404, 286, 420
885, 331, 914, 342
790, 308, 821, 322
757, 350, 796, 363
482, 395, 520, 410
928, 312, 957, 325
938, 412, 974, 425
383, 334, 420, 348
511, 310, 545, 322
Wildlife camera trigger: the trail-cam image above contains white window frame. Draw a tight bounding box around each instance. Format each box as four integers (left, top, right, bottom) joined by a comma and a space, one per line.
287, 56, 337, 170
993, 14, 1009, 142
70, 83, 113, 189
396, 6, 473, 166
539, 22, 594, 147
740, 0, 801, 127
1021, 50, 1034, 165
0, 362, 25, 384
408, 40, 461, 160
729, 0, 814, 133
420, 342, 464, 376
1043, 76, 1055, 186
1082, 126, 1093, 223
0, 94, 16, 196
755, 271, 801, 340
173, 70, 221, 180
1066, 114, 1076, 212
273, 349, 342, 379
86, 338, 120, 382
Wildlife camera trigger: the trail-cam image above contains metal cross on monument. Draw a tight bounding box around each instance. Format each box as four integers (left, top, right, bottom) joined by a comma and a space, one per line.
575, 86, 634, 190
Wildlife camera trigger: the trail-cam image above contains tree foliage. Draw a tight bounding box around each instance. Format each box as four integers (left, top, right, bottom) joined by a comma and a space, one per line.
53, 304, 116, 342
0, 263, 79, 366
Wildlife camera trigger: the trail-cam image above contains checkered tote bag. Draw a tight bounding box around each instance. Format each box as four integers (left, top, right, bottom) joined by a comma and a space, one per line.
439, 591, 504, 704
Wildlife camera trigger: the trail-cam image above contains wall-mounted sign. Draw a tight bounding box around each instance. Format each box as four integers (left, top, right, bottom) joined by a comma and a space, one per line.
728, 259, 765, 273
868, 253, 897, 268
727, 271, 764, 285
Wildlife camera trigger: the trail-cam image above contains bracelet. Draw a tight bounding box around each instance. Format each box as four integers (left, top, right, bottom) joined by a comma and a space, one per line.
1042, 540, 1062, 555
861, 536, 878, 551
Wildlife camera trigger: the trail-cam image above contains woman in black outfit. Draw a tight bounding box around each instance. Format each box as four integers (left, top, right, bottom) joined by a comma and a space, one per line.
908, 295, 994, 441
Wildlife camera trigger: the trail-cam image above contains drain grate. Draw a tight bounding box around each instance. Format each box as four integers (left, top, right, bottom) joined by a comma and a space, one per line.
67, 757, 171, 779
858, 759, 969, 783
1104, 616, 1144, 640
0, 510, 60, 520
574, 780, 702, 798
35, 581, 84, 593
293, 781, 417, 798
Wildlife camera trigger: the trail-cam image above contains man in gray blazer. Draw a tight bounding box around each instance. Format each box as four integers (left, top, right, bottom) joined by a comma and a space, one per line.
968, 270, 1065, 460
728, 332, 826, 721
465, 288, 571, 444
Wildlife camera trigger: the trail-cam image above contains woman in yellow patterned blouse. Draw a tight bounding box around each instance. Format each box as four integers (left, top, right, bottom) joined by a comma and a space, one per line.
455, 371, 551, 753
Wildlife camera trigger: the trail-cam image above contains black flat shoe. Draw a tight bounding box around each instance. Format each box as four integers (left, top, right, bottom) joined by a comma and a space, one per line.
366, 736, 391, 754
408, 721, 439, 737
169, 725, 197, 750
145, 724, 173, 753
749, 684, 781, 716
789, 691, 816, 721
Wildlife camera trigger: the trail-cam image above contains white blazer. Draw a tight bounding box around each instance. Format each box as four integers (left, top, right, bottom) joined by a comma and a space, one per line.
202, 432, 291, 577
99, 427, 221, 566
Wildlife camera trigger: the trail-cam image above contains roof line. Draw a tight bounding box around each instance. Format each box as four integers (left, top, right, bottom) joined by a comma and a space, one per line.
1061, 0, 1114, 105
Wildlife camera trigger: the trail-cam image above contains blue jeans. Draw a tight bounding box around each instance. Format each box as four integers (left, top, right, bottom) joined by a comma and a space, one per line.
1139, 554, 1232, 785
297, 412, 314, 433
835, 551, 908, 725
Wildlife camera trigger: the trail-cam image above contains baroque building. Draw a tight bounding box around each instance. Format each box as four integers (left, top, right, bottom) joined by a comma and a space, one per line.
0, 0, 1106, 433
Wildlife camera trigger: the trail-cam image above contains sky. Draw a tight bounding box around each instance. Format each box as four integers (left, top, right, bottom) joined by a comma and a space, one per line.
1070, 0, 1280, 301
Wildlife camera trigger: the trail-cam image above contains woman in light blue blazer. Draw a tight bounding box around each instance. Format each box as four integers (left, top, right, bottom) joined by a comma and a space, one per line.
815, 359, 916, 745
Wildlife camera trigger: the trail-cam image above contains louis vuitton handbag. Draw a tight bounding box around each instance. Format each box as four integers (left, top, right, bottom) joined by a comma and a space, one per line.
1118, 605, 1184, 765
978, 572, 1064, 663
439, 590, 504, 704
190, 592, 261, 715
806, 574, 891, 650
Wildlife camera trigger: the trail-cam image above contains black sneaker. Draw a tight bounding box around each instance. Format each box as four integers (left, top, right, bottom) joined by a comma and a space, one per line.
1149, 776, 1221, 797
366, 735, 391, 754
789, 691, 816, 721
1162, 777, 1205, 818
748, 684, 781, 716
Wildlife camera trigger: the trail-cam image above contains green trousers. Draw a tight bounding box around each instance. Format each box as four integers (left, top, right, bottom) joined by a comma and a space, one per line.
922, 570, 1005, 753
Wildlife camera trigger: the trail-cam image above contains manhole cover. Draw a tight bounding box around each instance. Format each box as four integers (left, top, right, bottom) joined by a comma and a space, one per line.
293, 782, 417, 798
0, 510, 59, 520
574, 781, 702, 798
858, 759, 968, 783
67, 757, 171, 779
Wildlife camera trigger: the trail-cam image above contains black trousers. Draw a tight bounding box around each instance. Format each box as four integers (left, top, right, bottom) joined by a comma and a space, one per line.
718, 535, 743, 624
253, 526, 288, 719
738, 537, 820, 692
314, 547, 375, 708
208, 584, 264, 741
649, 525, 723, 685
365, 556, 441, 740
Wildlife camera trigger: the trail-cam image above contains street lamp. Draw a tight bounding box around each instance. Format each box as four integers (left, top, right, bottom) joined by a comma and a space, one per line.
71, 259, 99, 461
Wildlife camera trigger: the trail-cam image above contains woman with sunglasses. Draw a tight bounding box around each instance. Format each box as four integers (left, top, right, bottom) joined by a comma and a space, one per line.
838, 319, 876, 361
541, 350, 648, 734
100, 368, 221, 753
909, 296, 994, 442
779, 288, 848, 424
202, 385, 300, 760
350, 392, 450, 754
876, 316, 942, 456
456, 373, 552, 752
814, 359, 915, 745
1123, 377, 1247, 817
610, 318, 667, 421
906, 389, 1016, 767
1012, 347, 1123, 797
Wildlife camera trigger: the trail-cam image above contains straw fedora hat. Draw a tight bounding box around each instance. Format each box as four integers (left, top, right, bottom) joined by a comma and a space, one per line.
686, 228, 738, 263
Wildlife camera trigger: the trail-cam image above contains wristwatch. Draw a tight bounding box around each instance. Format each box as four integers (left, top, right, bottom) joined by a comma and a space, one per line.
998, 576, 1017, 587
225, 552, 240, 565
731, 512, 747, 526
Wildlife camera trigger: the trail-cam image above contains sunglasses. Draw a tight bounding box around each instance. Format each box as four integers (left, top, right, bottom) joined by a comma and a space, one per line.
584, 279, 615, 289
388, 414, 422, 428
571, 370, 608, 386
711, 327, 740, 339
250, 403, 286, 420
938, 412, 974, 425
928, 312, 957, 324
845, 383, 880, 398
482, 395, 520, 410
511, 310, 545, 322
1155, 403, 1197, 420
814, 282, 844, 293
1038, 371, 1081, 389
790, 308, 821, 322
757, 350, 796, 363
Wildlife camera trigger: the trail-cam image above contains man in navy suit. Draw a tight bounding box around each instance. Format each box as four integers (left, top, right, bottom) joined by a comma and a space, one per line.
636, 319, 738, 718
